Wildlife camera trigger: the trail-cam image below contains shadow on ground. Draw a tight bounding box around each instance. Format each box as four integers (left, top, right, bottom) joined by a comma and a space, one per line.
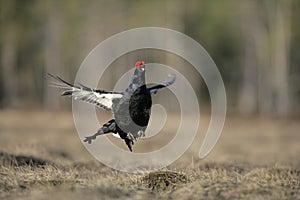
0, 151, 53, 167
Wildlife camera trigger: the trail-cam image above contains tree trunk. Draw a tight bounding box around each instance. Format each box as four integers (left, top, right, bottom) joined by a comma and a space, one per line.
272, 0, 291, 116
238, 0, 259, 115
1, 33, 18, 108
43, 3, 62, 110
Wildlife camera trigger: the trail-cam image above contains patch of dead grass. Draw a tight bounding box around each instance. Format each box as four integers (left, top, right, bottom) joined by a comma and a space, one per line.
0, 111, 299, 199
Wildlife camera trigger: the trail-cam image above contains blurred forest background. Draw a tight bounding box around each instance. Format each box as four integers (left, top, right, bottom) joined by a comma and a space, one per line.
0, 0, 299, 117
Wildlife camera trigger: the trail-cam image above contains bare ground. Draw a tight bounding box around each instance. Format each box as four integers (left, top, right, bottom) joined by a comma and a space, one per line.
0, 110, 299, 199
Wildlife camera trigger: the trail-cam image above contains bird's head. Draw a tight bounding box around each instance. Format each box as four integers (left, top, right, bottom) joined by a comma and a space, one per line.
131, 61, 146, 86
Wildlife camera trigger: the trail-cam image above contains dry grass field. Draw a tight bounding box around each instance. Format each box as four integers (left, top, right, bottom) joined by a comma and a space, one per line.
0, 110, 299, 199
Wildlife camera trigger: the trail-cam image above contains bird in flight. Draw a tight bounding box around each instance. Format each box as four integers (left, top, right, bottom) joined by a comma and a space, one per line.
49, 61, 175, 151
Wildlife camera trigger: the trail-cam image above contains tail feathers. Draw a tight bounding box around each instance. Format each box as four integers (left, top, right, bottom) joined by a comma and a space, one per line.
47, 73, 78, 96
48, 73, 73, 86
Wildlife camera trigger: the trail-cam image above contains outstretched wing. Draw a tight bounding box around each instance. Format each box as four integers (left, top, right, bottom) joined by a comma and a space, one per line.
148, 74, 176, 94
48, 74, 123, 111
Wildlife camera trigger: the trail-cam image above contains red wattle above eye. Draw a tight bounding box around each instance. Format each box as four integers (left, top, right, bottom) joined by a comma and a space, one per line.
135, 61, 145, 67
135, 61, 141, 67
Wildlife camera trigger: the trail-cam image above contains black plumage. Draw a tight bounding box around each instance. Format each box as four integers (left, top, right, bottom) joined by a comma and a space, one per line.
49, 61, 175, 151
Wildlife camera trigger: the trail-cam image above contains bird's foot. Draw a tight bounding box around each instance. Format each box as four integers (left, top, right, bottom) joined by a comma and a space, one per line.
124, 133, 135, 152
137, 130, 145, 138
127, 132, 136, 141
125, 138, 134, 152
83, 134, 97, 144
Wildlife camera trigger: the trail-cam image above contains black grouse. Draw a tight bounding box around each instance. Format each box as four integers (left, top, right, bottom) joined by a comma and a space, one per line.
49, 61, 175, 151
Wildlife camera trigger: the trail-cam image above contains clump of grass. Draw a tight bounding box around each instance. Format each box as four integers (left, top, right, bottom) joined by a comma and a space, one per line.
142, 170, 188, 190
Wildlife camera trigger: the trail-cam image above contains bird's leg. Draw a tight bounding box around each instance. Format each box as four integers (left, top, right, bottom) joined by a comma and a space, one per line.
84, 119, 116, 144
127, 132, 136, 141
124, 138, 133, 152
119, 132, 135, 151
83, 129, 104, 144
